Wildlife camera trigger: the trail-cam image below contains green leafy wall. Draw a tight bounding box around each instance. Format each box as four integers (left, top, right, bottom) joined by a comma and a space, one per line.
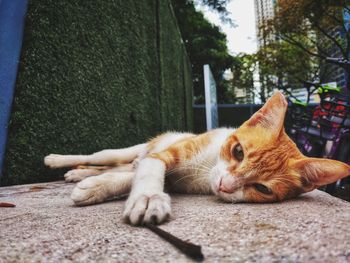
1, 0, 193, 185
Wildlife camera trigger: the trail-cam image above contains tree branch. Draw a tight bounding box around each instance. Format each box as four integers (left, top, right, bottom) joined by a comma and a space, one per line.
313, 22, 347, 58
305, 35, 332, 58
281, 35, 327, 59
278, 85, 299, 101
331, 7, 350, 52
324, 11, 343, 26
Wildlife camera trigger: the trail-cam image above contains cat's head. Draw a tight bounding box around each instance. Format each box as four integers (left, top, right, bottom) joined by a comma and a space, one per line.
210, 91, 350, 203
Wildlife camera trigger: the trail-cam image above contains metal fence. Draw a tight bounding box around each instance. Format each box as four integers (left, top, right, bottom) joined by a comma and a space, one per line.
193, 104, 262, 133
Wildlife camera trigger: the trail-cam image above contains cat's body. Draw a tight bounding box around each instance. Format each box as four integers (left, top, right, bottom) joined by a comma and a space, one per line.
45, 92, 350, 225
153, 128, 233, 195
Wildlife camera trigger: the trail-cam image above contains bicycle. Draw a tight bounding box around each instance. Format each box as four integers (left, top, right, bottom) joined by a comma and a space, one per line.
285, 84, 350, 199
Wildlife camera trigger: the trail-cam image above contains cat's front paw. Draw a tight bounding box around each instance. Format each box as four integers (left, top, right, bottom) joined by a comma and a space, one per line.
64, 169, 95, 182
123, 193, 171, 225
71, 177, 108, 206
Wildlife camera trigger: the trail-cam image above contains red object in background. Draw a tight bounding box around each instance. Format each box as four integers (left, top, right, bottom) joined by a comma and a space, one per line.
312, 96, 348, 129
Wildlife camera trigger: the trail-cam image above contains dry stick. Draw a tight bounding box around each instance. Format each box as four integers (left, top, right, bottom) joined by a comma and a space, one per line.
0, 184, 62, 197
0, 202, 16, 207
145, 223, 204, 262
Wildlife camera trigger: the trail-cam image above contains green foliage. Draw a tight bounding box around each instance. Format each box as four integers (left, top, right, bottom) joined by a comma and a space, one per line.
265, 0, 350, 89
200, 0, 231, 15
254, 0, 350, 98
192, 0, 233, 25
256, 40, 320, 92
1, 0, 193, 186
172, 0, 236, 104
231, 54, 257, 103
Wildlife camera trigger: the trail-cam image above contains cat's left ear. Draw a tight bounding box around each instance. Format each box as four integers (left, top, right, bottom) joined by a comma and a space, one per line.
245, 91, 287, 134
292, 157, 350, 192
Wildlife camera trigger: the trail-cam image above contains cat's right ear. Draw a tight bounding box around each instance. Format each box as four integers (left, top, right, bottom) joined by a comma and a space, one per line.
292, 157, 350, 192
244, 91, 288, 134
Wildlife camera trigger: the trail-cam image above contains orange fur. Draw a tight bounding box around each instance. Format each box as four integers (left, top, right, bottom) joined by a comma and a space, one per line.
149, 131, 214, 169
213, 92, 350, 202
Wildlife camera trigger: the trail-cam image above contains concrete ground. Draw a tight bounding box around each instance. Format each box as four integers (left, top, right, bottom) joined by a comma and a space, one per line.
0, 181, 350, 263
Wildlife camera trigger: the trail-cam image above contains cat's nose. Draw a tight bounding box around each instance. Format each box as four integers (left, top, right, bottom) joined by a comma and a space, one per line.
219, 176, 241, 193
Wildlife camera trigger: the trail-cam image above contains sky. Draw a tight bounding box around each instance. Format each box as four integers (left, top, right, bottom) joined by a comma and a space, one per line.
197, 0, 258, 55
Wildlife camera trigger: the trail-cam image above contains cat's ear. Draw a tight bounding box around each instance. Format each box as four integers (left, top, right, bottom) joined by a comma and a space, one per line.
292, 157, 350, 192
245, 91, 287, 133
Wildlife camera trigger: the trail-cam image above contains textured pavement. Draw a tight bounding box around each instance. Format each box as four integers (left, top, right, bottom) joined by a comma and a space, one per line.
0, 181, 350, 263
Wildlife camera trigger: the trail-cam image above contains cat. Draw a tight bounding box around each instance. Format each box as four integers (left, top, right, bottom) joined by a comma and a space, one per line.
44, 91, 350, 225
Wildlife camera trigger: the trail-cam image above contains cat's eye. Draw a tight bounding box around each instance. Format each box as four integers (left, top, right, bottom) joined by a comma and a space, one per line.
253, 183, 272, 195
232, 144, 244, 161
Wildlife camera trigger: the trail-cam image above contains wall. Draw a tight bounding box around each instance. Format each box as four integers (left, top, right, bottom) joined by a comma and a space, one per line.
1, 0, 193, 185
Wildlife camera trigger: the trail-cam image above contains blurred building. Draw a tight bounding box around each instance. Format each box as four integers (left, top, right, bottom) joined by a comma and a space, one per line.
254, 0, 277, 48
320, 27, 349, 92
290, 88, 320, 104
254, 0, 278, 102
223, 70, 250, 104
313, 9, 349, 92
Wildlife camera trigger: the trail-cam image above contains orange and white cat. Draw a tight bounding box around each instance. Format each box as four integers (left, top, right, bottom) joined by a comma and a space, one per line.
44, 92, 350, 225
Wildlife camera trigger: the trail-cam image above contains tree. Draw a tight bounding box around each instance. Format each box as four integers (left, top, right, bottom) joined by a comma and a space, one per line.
255, 40, 322, 101
231, 53, 258, 103
265, 0, 350, 90
172, 0, 236, 103
199, 0, 235, 25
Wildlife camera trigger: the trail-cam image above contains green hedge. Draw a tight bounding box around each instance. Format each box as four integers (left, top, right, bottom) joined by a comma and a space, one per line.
1, 0, 193, 185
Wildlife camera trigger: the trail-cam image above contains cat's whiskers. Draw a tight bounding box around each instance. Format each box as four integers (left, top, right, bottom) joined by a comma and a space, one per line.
165, 162, 209, 177
170, 173, 203, 187
166, 149, 214, 174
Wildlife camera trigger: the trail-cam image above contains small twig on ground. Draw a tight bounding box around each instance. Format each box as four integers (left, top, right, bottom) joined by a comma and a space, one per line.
145, 223, 204, 262
0, 202, 16, 207
29, 186, 48, 191
0, 184, 62, 197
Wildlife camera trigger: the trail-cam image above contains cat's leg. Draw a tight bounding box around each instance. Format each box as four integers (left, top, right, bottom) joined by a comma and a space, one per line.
123, 157, 171, 225
44, 143, 147, 168
122, 131, 219, 225
64, 168, 105, 182
71, 171, 134, 206
64, 164, 134, 182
